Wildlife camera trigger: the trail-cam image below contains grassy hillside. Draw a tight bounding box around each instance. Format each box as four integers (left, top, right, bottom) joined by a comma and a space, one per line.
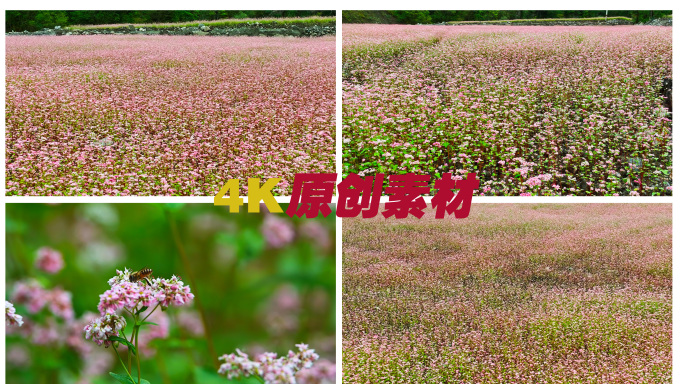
448, 16, 633, 25
71, 16, 336, 30
342, 10, 671, 24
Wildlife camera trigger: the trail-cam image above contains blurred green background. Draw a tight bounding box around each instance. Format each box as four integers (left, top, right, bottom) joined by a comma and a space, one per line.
5, 203, 336, 384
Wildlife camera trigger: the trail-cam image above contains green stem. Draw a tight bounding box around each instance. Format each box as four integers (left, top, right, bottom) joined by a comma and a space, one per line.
140, 303, 160, 323
134, 325, 142, 384
114, 346, 137, 384
126, 312, 139, 376
127, 334, 133, 374
165, 208, 219, 367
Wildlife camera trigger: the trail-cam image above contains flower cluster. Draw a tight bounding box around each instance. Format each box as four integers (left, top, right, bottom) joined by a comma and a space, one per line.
296, 360, 336, 384
11, 279, 74, 320
6, 301, 24, 327
343, 25, 672, 196
6, 35, 335, 196
84, 313, 126, 347
262, 215, 295, 248
218, 344, 319, 384
98, 269, 194, 315
34, 247, 64, 274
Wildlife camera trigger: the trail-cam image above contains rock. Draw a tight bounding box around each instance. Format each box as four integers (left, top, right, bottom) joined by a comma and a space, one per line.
200, 25, 211, 32
661, 77, 672, 111
55, 26, 61, 30
192, 31, 208, 36
93, 137, 116, 148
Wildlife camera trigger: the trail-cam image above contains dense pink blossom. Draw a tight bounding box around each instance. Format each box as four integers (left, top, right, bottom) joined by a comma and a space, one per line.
262, 215, 295, 248
84, 313, 126, 347
343, 204, 671, 383
98, 268, 194, 315
219, 344, 319, 384
11, 279, 74, 320
6, 35, 335, 196
34, 247, 64, 273
343, 25, 672, 196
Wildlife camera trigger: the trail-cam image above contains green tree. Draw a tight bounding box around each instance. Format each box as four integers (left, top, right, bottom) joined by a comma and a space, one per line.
390, 11, 432, 24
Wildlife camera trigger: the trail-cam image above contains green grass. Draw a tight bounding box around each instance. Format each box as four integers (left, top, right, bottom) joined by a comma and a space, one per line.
447, 16, 633, 25
69, 16, 335, 30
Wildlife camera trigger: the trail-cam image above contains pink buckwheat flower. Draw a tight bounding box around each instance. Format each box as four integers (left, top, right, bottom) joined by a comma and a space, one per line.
299, 221, 331, 250
153, 275, 194, 309
48, 287, 75, 321
219, 344, 320, 384
218, 349, 261, 380
98, 269, 193, 315
35, 247, 64, 274
11, 279, 49, 314
6, 301, 24, 327
524, 177, 542, 187
262, 215, 295, 248
84, 313, 126, 347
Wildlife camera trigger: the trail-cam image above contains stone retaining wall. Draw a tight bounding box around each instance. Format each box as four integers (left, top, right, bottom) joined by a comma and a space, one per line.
7, 22, 335, 37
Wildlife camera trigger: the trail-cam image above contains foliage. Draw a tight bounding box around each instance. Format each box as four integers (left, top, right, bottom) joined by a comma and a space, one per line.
6, 203, 336, 383
70, 16, 336, 30
6, 10, 335, 32
447, 17, 632, 25
342, 10, 673, 24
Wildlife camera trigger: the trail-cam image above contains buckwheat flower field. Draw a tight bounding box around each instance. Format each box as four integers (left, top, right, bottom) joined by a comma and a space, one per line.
343, 204, 671, 383
6, 35, 335, 196
343, 25, 672, 196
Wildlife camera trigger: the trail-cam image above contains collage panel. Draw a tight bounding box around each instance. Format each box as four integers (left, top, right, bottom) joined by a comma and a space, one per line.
5, 203, 336, 383
342, 204, 672, 382
2, 8, 679, 384
6, 11, 336, 196
342, 11, 672, 196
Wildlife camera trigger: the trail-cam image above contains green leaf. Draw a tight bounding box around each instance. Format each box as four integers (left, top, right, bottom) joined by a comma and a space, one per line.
140, 321, 158, 326
109, 372, 151, 384
109, 336, 137, 356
